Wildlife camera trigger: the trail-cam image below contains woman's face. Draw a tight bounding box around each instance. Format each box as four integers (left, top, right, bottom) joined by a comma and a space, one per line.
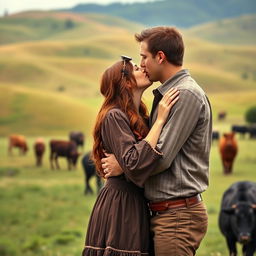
133, 64, 153, 89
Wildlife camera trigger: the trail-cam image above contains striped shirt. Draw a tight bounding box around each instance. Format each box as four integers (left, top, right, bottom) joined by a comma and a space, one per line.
144, 69, 212, 202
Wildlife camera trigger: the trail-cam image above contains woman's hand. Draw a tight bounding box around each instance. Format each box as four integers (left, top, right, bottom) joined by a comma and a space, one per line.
157, 88, 179, 124
143, 88, 179, 149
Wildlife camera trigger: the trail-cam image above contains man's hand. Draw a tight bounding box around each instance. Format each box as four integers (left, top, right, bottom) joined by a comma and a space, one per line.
101, 153, 123, 178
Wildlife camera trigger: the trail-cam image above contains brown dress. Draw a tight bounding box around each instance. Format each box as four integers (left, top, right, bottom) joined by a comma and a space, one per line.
82, 108, 162, 256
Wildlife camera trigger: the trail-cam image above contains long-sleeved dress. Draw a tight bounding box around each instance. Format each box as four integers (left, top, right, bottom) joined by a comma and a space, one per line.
82, 108, 162, 256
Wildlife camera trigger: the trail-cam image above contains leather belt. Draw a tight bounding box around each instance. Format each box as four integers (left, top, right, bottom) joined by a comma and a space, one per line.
149, 194, 202, 212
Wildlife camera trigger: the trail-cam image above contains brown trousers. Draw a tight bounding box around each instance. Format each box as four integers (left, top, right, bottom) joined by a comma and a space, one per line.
150, 201, 208, 256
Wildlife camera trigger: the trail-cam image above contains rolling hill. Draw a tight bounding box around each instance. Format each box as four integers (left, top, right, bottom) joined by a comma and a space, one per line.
0, 11, 143, 45
0, 11, 255, 136
0, 83, 97, 136
186, 14, 256, 45
66, 0, 256, 27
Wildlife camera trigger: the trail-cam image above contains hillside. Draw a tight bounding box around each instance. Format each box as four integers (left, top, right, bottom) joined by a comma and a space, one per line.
0, 83, 97, 136
0, 11, 256, 136
0, 11, 143, 45
186, 14, 256, 45
66, 0, 256, 27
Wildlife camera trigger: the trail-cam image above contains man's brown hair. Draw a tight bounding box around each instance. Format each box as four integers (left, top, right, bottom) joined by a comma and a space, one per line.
135, 26, 184, 66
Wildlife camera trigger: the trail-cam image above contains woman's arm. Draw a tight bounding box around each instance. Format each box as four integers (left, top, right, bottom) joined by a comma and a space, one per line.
101, 88, 179, 182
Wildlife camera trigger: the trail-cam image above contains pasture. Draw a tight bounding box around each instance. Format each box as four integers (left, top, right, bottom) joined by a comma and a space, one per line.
0, 10, 256, 256
0, 124, 256, 256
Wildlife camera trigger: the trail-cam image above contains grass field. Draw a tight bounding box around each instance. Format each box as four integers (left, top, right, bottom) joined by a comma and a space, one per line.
0, 126, 255, 256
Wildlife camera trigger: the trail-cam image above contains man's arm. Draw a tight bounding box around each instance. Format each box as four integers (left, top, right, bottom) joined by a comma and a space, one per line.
101, 153, 123, 178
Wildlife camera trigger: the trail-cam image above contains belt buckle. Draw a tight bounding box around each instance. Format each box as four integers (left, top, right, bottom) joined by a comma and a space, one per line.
149, 209, 158, 217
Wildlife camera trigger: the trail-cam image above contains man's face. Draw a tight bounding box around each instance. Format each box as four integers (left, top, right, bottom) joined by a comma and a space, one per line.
139, 41, 160, 82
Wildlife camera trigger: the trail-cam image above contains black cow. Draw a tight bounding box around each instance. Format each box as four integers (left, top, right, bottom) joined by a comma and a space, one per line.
50, 140, 80, 170
248, 126, 256, 139
212, 130, 220, 142
231, 125, 248, 139
219, 181, 256, 256
69, 131, 85, 150
81, 152, 102, 194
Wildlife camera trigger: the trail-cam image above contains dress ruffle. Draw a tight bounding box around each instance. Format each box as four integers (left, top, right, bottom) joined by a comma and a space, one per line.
83, 245, 149, 256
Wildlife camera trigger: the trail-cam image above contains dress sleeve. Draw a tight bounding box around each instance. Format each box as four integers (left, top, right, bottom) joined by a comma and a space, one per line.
101, 109, 163, 187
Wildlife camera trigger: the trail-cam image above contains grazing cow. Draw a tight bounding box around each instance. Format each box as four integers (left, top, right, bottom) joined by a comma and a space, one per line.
81, 152, 103, 194
218, 111, 227, 121
248, 126, 256, 139
212, 130, 220, 142
8, 134, 28, 155
219, 181, 256, 256
69, 131, 85, 150
232, 125, 248, 139
219, 132, 238, 174
34, 138, 45, 166
49, 140, 80, 170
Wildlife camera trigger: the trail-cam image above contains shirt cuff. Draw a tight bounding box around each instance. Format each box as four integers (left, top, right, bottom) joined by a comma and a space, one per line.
142, 139, 163, 156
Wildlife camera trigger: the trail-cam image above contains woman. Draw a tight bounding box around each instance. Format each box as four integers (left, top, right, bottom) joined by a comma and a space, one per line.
82, 56, 179, 256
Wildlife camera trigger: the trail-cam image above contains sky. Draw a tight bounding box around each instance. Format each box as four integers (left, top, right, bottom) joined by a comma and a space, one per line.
0, 0, 152, 16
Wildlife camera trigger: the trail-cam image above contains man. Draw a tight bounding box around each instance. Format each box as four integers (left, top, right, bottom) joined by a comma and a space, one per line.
102, 26, 212, 256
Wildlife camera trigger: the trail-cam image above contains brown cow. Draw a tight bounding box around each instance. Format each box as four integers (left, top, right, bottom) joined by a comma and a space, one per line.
8, 135, 28, 155
49, 140, 80, 170
34, 138, 45, 166
219, 132, 238, 174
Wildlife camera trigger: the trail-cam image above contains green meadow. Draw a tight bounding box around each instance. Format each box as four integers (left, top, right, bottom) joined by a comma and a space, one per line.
0, 11, 256, 256
0, 130, 255, 256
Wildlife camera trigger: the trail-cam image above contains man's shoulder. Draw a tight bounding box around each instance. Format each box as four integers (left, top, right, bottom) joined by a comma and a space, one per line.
177, 76, 206, 100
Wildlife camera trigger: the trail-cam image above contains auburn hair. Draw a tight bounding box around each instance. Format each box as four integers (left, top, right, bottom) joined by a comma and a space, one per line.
135, 26, 184, 66
92, 60, 149, 177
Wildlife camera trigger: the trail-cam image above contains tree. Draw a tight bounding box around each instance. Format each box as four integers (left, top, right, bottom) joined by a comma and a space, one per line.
65, 19, 75, 30
4, 9, 8, 17
245, 106, 256, 124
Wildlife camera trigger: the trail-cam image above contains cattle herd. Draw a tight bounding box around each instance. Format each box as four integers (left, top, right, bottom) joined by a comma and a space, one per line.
7, 131, 102, 195
5, 123, 256, 255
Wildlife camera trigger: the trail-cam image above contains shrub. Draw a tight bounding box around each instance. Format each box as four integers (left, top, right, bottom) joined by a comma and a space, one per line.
245, 105, 256, 124
53, 234, 75, 245
241, 72, 248, 80
22, 236, 45, 252
65, 19, 75, 29
57, 85, 65, 92
0, 240, 16, 256
0, 167, 20, 177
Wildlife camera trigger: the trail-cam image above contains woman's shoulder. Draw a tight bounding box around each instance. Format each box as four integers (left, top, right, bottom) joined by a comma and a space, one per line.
105, 108, 127, 120
102, 108, 130, 132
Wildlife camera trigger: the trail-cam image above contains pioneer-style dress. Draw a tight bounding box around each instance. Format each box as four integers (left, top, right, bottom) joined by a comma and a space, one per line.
82, 108, 162, 256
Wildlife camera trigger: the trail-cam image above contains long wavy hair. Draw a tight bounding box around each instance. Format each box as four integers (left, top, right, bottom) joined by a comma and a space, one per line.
92, 60, 149, 176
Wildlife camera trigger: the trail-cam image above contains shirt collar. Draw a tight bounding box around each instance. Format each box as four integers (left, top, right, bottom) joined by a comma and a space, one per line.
153, 69, 190, 96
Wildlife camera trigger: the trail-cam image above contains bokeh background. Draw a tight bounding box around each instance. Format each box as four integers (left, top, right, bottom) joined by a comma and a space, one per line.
0, 0, 256, 255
